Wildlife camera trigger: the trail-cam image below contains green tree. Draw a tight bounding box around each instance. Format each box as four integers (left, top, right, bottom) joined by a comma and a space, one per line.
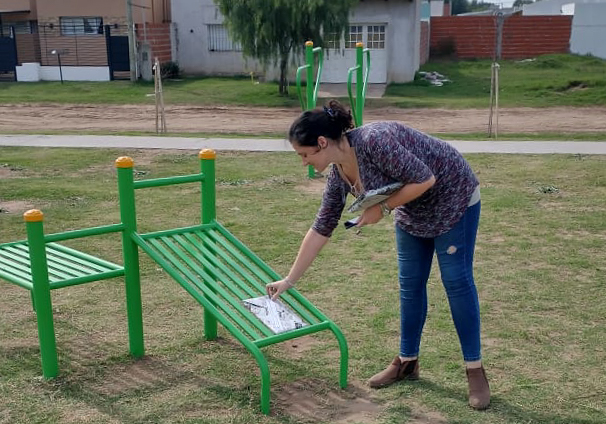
215, 0, 357, 95
469, 0, 496, 12
513, 0, 534, 6
450, 0, 470, 15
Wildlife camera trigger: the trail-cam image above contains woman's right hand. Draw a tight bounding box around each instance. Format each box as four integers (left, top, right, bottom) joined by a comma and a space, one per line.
266, 278, 295, 301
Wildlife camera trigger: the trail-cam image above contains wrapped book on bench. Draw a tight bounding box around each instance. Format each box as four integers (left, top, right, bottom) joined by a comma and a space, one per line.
347, 182, 404, 213
243, 296, 307, 334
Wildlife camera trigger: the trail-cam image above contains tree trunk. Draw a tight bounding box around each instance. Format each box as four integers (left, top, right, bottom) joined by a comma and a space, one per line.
279, 54, 288, 95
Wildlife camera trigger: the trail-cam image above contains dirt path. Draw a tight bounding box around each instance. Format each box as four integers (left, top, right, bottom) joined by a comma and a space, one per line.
1, 103, 605, 135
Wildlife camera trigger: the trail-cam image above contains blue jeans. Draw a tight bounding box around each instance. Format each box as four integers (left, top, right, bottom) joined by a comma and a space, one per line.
395, 202, 481, 361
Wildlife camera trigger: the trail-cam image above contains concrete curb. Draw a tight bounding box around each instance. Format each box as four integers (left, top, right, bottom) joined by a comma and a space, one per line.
1, 134, 606, 154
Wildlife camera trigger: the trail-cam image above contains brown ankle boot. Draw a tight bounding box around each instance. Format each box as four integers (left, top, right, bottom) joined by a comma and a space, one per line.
466, 366, 490, 410
368, 356, 419, 388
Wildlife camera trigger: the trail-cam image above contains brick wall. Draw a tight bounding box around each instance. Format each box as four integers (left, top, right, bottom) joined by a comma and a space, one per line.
420, 21, 430, 65
136, 23, 171, 63
430, 15, 572, 59
502, 15, 571, 58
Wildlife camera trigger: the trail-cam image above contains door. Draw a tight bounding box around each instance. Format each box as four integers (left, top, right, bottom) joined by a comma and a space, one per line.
0, 28, 18, 81
321, 23, 387, 84
105, 25, 130, 80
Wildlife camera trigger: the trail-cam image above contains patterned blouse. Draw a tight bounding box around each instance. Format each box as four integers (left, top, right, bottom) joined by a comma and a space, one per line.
312, 121, 479, 238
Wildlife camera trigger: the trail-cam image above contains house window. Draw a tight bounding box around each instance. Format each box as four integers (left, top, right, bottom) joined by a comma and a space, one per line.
324, 32, 340, 50
345, 25, 363, 49
60, 17, 103, 36
367, 25, 385, 49
207, 24, 242, 51
0, 21, 34, 36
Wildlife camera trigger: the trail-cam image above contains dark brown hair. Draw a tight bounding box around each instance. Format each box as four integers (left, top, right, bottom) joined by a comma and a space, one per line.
288, 99, 354, 147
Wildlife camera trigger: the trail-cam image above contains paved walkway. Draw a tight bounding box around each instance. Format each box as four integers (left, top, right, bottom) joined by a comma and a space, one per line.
1, 134, 606, 154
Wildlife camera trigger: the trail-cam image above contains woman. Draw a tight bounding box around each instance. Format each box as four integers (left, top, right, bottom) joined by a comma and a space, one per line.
266, 100, 490, 410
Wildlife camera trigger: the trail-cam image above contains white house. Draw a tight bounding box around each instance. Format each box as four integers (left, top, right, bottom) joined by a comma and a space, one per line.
429, 0, 451, 16
171, 0, 421, 84
523, 0, 606, 59
522, 0, 606, 15
570, 2, 606, 59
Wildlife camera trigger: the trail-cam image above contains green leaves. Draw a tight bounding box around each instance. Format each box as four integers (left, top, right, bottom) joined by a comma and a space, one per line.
215, 0, 356, 93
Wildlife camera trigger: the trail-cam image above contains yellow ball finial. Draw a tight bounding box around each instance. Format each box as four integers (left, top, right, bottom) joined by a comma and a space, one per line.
305, 41, 313, 47
23, 209, 43, 222
115, 156, 134, 168
356, 42, 364, 48
199, 149, 216, 159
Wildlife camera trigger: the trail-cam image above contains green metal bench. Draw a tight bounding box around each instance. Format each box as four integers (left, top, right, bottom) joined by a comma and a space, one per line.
0, 150, 348, 415
0, 212, 142, 380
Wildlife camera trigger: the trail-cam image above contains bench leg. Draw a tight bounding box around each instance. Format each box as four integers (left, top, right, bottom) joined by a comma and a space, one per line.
329, 322, 349, 389
204, 309, 218, 340
34, 287, 59, 379
245, 342, 270, 415
123, 243, 145, 358
26, 217, 59, 379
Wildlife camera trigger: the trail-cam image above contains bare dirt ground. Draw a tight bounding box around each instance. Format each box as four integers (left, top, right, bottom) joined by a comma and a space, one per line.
1, 103, 606, 135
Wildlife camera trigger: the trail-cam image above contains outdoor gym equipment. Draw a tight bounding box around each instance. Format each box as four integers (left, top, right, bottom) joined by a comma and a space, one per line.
347, 42, 371, 127
0, 150, 348, 415
296, 40, 371, 131
296, 40, 324, 178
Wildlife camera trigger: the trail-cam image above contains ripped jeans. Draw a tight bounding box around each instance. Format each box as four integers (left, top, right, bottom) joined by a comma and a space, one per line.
395, 201, 481, 361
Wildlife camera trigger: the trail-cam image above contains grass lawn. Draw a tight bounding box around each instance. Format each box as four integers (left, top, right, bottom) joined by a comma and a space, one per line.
0, 54, 604, 109
382, 54, 606, 109
0, 77, 301, 107
1, 147, 605, 424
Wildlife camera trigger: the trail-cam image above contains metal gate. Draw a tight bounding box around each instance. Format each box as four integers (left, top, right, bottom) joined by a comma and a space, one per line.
0, 28, 18, 81
105, 25, 130, 80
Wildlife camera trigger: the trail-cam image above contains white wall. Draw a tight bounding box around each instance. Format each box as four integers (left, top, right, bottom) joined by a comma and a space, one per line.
172, 0, 420, 84
430, 0, 446, 16
171, 1, 264, 77
16, 63, 111, 81
570, 2, 606, 58
349, 0, 420, 83
523, 0, 606, 15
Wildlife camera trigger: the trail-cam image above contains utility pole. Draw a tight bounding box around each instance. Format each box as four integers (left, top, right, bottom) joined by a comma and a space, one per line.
126, 0, 137, 81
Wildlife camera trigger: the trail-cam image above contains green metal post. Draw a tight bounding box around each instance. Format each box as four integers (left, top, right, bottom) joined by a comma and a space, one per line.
356, 42, 364, 126
347, 42, 370, 128
305, 41, 316, 179
200, 149, 216, 224
24, 209, 58, 379
200, 149, 218, 340
115, 157, 145, 358
305, 41, 314, 110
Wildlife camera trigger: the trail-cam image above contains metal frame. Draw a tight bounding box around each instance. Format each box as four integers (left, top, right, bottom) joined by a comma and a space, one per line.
296, 41, 324, 178
347, 42, 371, 127
0, 150, 348, 415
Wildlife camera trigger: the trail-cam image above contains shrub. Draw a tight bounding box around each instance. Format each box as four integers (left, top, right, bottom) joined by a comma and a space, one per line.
161, 61, 181, 79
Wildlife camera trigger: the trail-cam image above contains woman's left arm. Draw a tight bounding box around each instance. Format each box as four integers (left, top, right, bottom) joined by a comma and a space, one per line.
357, 175, 436, 227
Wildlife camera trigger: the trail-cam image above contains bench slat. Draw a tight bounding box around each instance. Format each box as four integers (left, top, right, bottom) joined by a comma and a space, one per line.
206, 228, 321, 326
161, 235, 274, 338
146, 237, 266, 340
0, 241, 123, 290
3, 245, 82, 280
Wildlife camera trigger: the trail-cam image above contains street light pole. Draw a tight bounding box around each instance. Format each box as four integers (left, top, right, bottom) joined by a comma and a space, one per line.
126, 0, 137, 81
